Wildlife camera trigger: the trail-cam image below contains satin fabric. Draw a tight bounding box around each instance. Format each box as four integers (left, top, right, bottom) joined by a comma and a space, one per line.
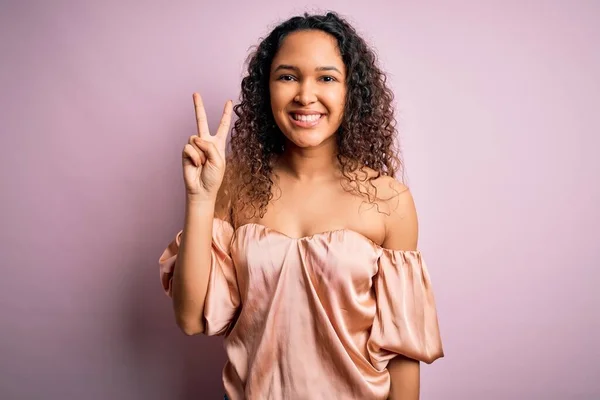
159, 218, 444, 400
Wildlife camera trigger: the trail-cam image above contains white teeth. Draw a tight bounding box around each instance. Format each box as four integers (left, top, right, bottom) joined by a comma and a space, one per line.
294, 114, 321, 122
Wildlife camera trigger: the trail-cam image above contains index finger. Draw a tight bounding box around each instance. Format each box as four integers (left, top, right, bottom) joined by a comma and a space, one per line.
216, 100, 233, 142
193, 93, 210, 138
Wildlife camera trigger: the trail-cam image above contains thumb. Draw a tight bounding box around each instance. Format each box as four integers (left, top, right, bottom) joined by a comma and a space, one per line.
194, 137, 222, 164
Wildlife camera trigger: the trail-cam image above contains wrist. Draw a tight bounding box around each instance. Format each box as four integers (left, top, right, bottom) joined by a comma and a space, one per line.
185, 194, 217, 207
185, 198, 217, 217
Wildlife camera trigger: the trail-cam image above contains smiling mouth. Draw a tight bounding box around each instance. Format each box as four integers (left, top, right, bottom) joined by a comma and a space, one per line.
290, 113, 323, 122
288, 113, 324, 128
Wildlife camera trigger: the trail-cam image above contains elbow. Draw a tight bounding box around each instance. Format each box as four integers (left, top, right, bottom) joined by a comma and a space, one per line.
172, 294, 206, 336
177, 320, 204, 336
180, 326, 203, 336
175, 315, 205, 336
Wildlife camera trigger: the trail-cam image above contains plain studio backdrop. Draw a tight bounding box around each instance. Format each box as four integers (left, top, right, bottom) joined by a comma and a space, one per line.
1, 1, 598, 399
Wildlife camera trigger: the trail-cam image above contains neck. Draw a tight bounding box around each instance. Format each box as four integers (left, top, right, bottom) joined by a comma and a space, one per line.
276, 137, 340, 182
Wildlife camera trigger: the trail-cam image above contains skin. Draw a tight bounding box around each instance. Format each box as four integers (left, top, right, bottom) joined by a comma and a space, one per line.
269, 30, 346, 153
173, 95, 232, 335
183, 30, 421, 399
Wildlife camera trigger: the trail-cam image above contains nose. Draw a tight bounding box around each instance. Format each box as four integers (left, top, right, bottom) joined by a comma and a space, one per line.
294, 80, 317, 105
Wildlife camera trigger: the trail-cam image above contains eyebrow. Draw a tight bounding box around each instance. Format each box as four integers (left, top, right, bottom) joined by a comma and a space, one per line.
273, 64, 343, 74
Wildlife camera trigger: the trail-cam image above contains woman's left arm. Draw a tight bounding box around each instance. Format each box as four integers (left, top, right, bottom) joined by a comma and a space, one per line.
378, 179, 421, 400
387, 356, 420, 400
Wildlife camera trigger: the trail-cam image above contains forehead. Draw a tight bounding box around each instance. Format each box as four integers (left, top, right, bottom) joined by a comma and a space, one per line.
271, 30, 344, 71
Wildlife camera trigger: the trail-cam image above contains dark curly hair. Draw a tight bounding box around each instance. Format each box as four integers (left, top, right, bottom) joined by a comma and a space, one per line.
222, 11, 403, 226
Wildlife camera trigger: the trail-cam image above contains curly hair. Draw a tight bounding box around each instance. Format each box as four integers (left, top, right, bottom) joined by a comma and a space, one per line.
222, 11, 402, 226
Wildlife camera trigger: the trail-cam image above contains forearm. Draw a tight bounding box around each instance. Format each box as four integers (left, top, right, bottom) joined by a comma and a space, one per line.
171, 198, 216, 335
387, 356, 420, 400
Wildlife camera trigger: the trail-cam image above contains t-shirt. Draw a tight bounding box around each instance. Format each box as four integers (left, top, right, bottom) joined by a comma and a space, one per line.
159, 218, 444, 399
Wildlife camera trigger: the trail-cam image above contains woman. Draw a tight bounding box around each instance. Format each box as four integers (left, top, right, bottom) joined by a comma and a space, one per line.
159, 11, 444, 400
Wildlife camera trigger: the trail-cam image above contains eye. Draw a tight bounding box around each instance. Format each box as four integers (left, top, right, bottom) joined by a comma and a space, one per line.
278, 74, 296, 82
320, 75, 337, 83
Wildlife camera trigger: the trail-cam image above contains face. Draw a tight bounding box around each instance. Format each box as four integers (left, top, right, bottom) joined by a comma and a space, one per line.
269, 30, 347, 149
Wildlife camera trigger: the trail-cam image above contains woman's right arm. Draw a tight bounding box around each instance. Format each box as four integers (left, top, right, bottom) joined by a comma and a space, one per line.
171, 93, 233, 335
171, 198, 217, 335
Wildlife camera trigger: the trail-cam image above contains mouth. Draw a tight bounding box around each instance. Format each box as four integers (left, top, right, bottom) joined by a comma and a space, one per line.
288, 112, 324, 128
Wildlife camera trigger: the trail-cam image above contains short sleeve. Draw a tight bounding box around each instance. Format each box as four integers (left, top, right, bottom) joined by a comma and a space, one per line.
158, 218, 240, 336
367, 250, 444, 370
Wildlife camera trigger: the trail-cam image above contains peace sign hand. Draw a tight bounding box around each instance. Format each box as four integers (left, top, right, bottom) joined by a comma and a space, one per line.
182, 93, 233, 203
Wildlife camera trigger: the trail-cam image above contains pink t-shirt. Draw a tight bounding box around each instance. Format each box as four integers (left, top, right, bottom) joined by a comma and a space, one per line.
159, 218, 444, 400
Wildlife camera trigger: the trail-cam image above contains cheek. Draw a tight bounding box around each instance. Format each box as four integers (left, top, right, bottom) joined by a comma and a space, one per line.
324, 88, 346, 118
269, 84, 280, 111
270, 84, 293, 113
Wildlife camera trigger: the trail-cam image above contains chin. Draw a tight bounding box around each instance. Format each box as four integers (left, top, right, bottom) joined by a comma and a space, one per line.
283, 129, 334, 149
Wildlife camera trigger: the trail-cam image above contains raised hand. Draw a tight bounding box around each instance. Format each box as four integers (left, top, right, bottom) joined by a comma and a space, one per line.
182, 93, 233, 203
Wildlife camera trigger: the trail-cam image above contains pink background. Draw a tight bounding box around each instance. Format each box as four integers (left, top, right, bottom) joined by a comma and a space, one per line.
1, 1, 599, 399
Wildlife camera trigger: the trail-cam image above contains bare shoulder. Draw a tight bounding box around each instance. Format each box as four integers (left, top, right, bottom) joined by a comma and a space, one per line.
370, 173, 410, 202
346, 167, 418, 250
352, 166, 410, 205
370, 174, 419, 251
